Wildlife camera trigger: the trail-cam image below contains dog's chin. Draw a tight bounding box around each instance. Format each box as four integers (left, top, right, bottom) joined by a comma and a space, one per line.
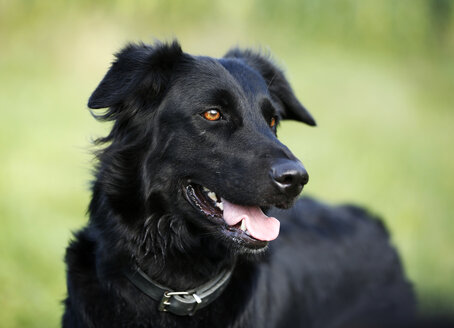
227, 238, 270, 256
182, 182, 289, 253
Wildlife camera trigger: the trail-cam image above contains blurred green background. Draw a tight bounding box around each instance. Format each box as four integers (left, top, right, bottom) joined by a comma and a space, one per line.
1, 0, 453, 326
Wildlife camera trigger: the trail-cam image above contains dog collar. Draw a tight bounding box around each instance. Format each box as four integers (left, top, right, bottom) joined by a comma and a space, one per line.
123, 265, 234, 316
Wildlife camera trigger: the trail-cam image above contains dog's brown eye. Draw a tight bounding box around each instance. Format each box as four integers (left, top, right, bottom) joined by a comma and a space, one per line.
270, 117, 277, 128
203, 109, 221, 121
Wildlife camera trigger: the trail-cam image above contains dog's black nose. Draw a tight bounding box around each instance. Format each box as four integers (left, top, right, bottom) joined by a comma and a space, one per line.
270, 160, 309, 197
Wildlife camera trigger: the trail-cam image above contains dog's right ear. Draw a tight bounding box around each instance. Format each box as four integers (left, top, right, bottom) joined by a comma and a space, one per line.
88, 41, 185, 118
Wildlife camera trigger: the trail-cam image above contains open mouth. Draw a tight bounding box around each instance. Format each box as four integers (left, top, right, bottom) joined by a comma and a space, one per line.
184, 183, 280, 250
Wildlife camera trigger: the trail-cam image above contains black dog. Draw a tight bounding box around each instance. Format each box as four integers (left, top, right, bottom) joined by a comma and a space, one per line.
63, 40, 415, 327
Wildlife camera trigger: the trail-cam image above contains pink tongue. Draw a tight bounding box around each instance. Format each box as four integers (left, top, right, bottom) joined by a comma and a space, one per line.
221, 198, 280, 241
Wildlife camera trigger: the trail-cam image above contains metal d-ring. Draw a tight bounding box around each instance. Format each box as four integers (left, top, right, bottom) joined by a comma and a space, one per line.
158, 291, 202, 315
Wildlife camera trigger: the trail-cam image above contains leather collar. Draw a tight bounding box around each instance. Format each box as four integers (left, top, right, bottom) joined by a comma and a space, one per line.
123, 264, 234, 316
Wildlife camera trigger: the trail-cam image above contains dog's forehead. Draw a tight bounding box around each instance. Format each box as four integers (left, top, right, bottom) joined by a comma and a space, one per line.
217, 58, 269, 94
179, 56, 269, 97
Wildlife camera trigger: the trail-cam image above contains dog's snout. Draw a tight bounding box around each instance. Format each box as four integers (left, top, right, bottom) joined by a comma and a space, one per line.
270, 160, 308, 197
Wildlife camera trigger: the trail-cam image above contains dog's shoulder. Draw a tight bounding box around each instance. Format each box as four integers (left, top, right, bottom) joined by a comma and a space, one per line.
64, 228, 130, 327
264, 198, 415, 327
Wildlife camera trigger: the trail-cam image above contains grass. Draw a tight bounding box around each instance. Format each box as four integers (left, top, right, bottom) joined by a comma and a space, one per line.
0, 2, 453, 326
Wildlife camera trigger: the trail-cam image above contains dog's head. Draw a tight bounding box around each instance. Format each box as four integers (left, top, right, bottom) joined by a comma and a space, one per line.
88, 41, 315, 255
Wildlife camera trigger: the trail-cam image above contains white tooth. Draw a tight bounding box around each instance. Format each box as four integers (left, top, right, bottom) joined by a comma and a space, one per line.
217, 202, 224, 211
240, 220, 247, 231
203, 186, 210, 192
208, 192, 217, 201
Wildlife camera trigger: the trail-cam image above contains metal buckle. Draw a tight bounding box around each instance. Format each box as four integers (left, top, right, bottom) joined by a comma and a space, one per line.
158, 291, 202, 315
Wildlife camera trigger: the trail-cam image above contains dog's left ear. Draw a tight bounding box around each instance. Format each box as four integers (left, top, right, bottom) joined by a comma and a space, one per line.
224, 49, 316, 126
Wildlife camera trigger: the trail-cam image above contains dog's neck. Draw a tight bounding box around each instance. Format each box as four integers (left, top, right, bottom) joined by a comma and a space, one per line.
90, 191, 236, 291
134, 236, 236, 291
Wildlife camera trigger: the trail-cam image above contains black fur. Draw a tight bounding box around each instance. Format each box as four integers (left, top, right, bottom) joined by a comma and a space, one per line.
63, 40, 415, 327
